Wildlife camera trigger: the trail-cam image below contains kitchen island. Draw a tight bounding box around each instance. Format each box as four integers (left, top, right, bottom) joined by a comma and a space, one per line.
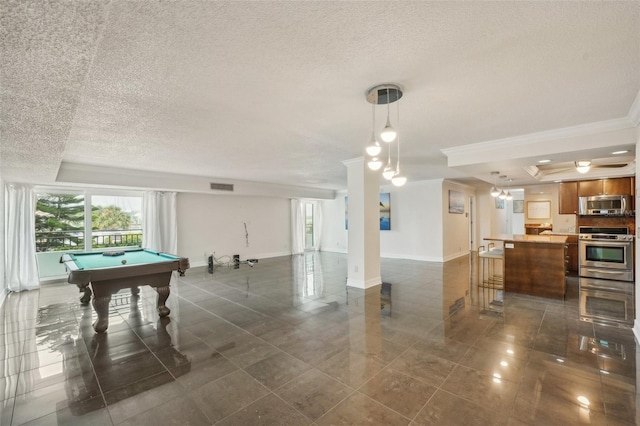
485, 234, 568, 300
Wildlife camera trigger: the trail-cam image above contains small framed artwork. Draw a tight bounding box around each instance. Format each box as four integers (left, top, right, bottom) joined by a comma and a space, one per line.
448, 190, 464, 214
379, 193, 391, 231
513, 200, 524, 213
495, 198, 505, 209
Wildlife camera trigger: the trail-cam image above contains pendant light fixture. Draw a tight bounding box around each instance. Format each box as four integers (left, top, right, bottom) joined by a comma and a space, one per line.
365, 103, 381, 157
490, 171, 500, 197
391, 98, 406, 186
365, 84, 406, 184
382, 150, 396, 180
391, 133, 406, 186
505, 179, 513, 200
498, 175, 508, 199
380, 88, 397, 143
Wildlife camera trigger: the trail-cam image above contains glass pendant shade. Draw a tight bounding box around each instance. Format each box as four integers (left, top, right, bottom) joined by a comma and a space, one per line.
498, 189, 507, 200
366, 138, 382, 157
382, 162, 396, 180
490, 186, 500, 197
392, 174, 407, 187
380, 117, 397, 143
506, 191, 513, 200
368, 157, 383, 170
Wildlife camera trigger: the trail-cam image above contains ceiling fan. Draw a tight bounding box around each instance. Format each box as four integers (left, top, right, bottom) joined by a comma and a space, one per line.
535, 159, 633, 176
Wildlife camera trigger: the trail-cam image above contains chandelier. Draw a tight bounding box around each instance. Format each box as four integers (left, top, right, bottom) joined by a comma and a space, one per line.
365, 84, 406, 187
489, 172, 513, 200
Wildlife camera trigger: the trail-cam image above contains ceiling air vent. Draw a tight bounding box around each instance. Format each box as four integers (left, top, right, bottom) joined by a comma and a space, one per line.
210, 182, 234, 191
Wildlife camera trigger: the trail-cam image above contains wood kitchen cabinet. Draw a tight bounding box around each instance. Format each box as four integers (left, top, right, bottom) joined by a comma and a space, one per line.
577, 177, 633, 196
558, 182, 578, 214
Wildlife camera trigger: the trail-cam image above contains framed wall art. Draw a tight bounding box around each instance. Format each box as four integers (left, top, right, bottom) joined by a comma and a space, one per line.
513, 200, 524, 213
527, 200, 551, 219
448, 190, 464, 214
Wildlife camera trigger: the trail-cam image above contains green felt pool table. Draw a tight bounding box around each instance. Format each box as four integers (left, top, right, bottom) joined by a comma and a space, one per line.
61, 249, 190, 333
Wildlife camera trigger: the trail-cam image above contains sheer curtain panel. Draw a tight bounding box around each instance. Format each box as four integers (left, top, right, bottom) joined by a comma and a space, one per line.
142, 191, 177, 254
312, 202, 323, 251
290, 199, 305, 255
5, 183, 39, 292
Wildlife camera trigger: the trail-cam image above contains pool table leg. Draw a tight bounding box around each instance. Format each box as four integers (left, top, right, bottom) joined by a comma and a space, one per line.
92, 295, 111, 333
79, 286, 92, 305
156, 286, 171, 317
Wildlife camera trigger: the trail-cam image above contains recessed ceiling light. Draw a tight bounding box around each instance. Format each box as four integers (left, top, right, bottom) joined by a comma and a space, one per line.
538, 159, 551, 163
612, 150, 628, 155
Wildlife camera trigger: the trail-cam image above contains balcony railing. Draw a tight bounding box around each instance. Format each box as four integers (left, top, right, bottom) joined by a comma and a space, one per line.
35, 229, 143, 252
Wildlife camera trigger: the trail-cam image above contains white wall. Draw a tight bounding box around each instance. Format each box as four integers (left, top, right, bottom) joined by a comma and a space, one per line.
477, 189, 510, 241
319, 190, 348, 253
177, 193, 291, 267
511, 189, 525, 234
380, 180, 443, 261
322, 179, 469, 262
442, 181, 476, 260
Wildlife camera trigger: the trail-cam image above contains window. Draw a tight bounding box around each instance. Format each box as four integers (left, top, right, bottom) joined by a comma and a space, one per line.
91, 195, 142, 250
35, 190, 143, 252
35, 191, 85, 252
35, 188, 143, 278
305, 203, 314, 250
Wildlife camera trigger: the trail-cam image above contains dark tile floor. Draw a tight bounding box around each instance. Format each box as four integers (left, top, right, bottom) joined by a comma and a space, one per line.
0, 252, 637, 425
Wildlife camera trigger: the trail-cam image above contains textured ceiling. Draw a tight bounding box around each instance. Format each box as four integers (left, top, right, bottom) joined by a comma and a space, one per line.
1, 1, 639, 190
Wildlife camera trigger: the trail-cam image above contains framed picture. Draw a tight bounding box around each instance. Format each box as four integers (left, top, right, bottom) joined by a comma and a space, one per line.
379, 193, 390, 230
513, 200, 524, 213
527, 200, 551, 219
448, 190, 464, 214
495, 198, 505, 209
345, 193, 391, 230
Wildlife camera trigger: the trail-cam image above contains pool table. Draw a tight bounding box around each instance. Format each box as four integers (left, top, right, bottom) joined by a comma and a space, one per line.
61, 249, 190, 333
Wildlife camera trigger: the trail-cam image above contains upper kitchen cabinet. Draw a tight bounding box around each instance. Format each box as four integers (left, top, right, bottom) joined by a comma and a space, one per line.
577, 177, 633, 197
558, 182, 578, 214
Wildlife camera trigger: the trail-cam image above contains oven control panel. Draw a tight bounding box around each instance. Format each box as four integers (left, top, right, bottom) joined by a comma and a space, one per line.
579, 234, 634, 241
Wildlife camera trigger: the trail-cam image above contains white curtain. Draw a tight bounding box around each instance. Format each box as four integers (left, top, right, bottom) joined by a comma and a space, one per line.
312, 202, 323, 251
290, 199, 305, 255
142, 191, 177, 253
5, 183, 39, 292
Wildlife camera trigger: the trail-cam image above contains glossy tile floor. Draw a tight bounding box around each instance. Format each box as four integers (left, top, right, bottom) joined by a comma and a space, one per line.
0, 252, 637, 425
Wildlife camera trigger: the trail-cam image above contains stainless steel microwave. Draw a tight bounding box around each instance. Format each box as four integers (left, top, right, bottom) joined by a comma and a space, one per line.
578, 195, 632, 216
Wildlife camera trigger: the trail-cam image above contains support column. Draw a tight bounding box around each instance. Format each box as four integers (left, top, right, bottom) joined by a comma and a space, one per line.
343, 157, 381, 289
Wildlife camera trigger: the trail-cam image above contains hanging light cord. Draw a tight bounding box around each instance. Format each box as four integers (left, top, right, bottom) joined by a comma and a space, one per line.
395, 92, 401, 173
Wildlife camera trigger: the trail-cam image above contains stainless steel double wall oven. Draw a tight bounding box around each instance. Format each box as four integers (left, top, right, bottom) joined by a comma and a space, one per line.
578, 226, 634, 327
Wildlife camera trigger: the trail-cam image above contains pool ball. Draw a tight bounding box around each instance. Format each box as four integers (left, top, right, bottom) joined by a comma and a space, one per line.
121, 259, 127, 265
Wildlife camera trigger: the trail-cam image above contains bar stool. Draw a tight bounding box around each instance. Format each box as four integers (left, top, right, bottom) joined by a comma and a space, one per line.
478, 243, 504, 310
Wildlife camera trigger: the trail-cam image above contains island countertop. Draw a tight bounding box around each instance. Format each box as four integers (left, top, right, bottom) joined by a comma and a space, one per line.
482, 234, 567, 299
485, 234, 568, 244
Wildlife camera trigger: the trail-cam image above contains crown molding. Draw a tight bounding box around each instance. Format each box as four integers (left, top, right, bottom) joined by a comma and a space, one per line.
442, 117, 634, 159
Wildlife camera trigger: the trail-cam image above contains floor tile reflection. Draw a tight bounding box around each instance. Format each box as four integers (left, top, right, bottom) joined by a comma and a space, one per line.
0, 252, 637, 425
